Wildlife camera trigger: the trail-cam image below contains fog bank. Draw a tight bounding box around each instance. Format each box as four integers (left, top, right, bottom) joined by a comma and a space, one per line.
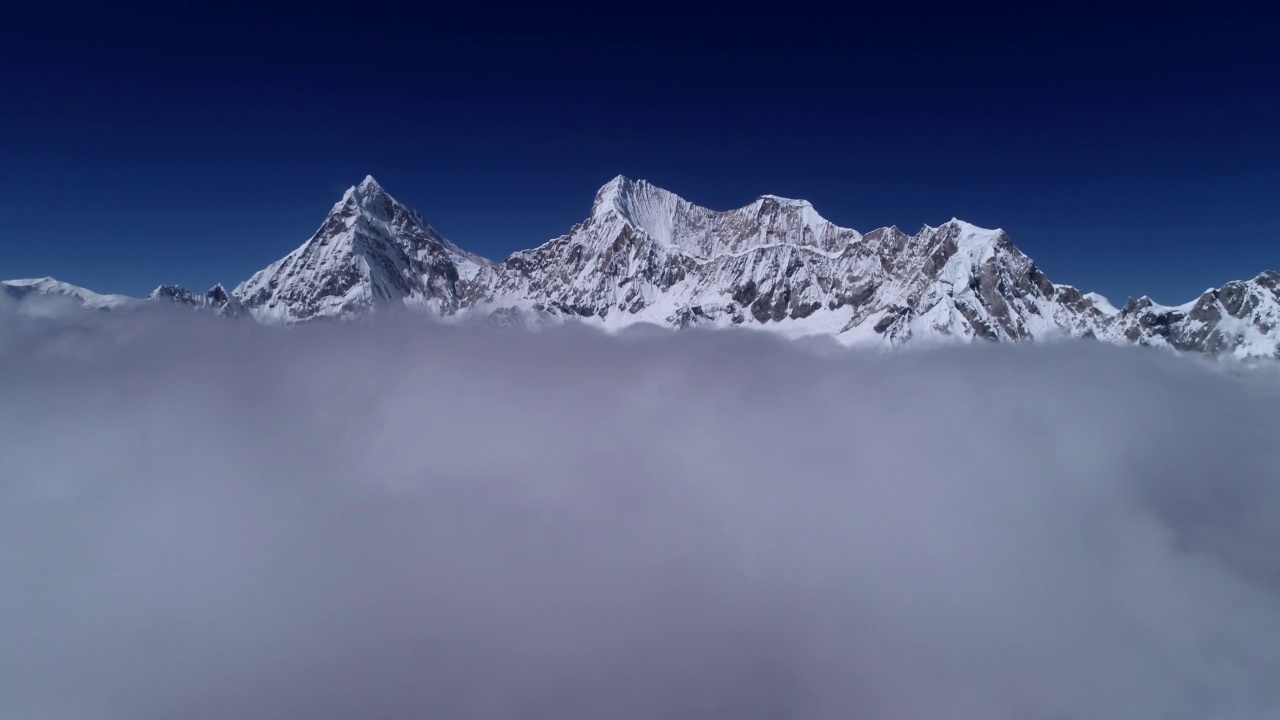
1, 312, 1278, 719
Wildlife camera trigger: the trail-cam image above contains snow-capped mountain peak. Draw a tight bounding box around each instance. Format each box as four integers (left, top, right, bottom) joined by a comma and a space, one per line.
589, 175, 682, 235
230, 177, 487, 323
5, 175, 1276, 360
943, 217, 1002, 234
335, 175, 419, 233
591, 173, 637, 206
462, 178, 1276, 358
756, 194, 812, 207
149, 283, 247, 317
582, 176, 861, 258
337, 174, 401, 218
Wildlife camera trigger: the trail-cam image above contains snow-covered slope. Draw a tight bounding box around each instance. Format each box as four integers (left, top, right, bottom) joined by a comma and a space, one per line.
5, 176, 1277, 360
1, 277, 252, 319
1, 277, 140, 312
231, 176, 488, 323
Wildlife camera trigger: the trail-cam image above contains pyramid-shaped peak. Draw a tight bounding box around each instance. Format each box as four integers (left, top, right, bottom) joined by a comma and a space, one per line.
333, 175, 413, 223
341, 175, 393, 206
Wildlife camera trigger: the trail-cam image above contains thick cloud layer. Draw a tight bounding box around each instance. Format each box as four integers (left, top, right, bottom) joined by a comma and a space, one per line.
2, 310, 1279, 719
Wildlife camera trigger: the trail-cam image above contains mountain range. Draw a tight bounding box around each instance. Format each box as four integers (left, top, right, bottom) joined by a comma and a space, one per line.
4, 175, 1277, 359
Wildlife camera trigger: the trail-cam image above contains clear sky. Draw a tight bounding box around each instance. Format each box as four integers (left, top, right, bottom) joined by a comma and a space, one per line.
1, 2, 1276, 304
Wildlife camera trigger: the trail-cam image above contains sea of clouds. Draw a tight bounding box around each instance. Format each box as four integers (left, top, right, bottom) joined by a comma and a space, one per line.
1, 304, 1278, 719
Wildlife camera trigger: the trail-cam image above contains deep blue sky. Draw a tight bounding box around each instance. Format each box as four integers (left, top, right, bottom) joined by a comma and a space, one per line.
2, 2, 1277, 304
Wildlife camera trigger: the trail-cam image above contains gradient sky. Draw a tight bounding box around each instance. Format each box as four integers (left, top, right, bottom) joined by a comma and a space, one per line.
1, 2, 1277, 304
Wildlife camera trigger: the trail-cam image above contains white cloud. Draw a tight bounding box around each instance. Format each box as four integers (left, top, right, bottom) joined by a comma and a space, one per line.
1, 311, 1278, 719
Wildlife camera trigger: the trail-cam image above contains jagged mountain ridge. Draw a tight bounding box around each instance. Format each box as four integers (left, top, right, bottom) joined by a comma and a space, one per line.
466, 178, 1117, 348
1, 277, 248, 318
4, 176, 1277, 359
465, 175, 1275, 358
150, 284, 247, 318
